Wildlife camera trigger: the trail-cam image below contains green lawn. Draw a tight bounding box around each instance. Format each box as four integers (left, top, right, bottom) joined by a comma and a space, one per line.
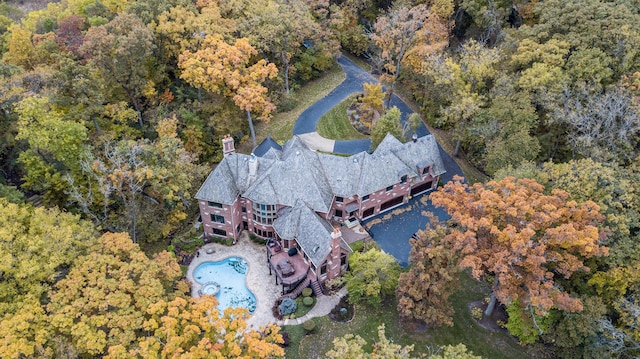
284, 273, 532, 359
247, 64, 346, 150
316, 96, 368, 140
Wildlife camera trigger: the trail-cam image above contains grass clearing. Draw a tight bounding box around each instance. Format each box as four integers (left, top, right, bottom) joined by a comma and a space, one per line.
283, 273, 531, 359
236, 64, 345, 154
316, 96, 368, 140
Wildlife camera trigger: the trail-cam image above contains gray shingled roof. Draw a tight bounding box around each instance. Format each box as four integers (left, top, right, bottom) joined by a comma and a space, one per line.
253, 135, 282, 157
196, 133, 445, 207
243, 138, 333, 212
354, 134, 445, 196
273, 201, 334, 268
318, 152, 366, 197
392, 134, 446, 177
194, 153, 274, 204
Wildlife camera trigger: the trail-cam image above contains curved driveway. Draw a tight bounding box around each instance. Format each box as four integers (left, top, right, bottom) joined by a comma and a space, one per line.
293, 55, 464, 265
294, 56, 432, 155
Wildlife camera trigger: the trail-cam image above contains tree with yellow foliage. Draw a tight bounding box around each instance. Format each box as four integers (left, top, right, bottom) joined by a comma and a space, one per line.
0, 199, 96, 359
371, 3, 449, 108
47, 232, 182, 357
114, 296, 284, 358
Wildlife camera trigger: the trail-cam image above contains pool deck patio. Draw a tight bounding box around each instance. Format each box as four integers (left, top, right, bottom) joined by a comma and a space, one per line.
186, 232, 281, 329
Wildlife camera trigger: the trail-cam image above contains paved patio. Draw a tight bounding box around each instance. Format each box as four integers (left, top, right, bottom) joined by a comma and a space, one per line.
186, 232, 281, 329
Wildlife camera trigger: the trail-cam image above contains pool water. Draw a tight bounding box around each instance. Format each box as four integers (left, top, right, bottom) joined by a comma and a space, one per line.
193, 257, 257, 313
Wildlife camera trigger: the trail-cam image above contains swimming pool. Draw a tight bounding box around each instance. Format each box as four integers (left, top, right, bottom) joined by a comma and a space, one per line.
193, 256, 257, 313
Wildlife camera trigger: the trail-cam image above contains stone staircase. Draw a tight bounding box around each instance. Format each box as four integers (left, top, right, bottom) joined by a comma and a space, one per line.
279, 278, 311, 300
311, 279, 324, 297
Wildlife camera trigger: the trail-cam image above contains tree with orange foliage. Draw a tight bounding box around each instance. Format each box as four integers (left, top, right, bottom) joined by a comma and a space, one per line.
179, 35, 278, 147
113, 296, 284, 358
430, 176, 608, 318
396, 214, 460, 327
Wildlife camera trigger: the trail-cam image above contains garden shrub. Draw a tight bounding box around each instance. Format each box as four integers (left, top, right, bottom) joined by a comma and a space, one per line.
504, 300, 551, 344
302, 288, 313, 297
471, 307, 483, 320
303, 296, 314, 307
279, 298, 297, 316
250, 234, 267, 245
180, 237, 204, 252
303, 319, 316, 333
349, 241, 365, 253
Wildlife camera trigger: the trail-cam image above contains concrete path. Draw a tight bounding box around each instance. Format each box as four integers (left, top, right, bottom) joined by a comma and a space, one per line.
297, 132, 335, 153
277, 287, 348, 326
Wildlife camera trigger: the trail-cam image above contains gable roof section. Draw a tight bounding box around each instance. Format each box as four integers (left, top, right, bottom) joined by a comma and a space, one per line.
253, 135, 282, 157
376, 133, 403, 152
318, 151, 366, 197
195, 153, 274, 204
273, 201, 334, 268
392, 135, 446, 177
195, 155, 241, 204
356, 140, 412, 196
243, 138, 333, 212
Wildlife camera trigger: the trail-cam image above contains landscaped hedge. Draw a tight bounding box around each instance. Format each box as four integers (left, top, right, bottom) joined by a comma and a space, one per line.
250, 234, 268, 245
207, 236, 234, 246
303, 296, 314, 307
303, 319, 316, 333
302, 288, 313, 297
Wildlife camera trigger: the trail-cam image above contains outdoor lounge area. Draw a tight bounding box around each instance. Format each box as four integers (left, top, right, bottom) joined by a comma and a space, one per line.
267, 242, 310, 294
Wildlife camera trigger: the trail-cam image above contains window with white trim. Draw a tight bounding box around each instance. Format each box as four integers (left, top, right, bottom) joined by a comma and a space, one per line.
208, 201, 223, 208
252, 202, 276, 224
210, 214, 225, 224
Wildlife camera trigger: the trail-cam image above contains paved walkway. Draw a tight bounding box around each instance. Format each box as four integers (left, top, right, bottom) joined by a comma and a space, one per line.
277, 287, 348, 326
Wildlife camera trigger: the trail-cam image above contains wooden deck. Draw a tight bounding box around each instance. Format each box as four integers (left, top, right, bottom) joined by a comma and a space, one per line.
268, 250, 309, 286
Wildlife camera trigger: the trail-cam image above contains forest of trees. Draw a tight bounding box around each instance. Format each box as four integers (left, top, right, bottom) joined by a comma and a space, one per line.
0, 0, 638, 357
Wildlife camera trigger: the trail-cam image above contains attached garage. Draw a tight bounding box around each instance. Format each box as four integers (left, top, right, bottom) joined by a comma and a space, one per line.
362, 207, 375, 218
410, 181, 433, 196
380, 196, 404, 212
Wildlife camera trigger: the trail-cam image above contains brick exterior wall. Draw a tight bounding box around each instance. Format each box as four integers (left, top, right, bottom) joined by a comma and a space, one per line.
329, 168, 439, 221
200, 200, 237, 239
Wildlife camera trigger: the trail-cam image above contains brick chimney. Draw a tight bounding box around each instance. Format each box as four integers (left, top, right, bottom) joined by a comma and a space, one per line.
222, 134, 235, 157
327, 227, 343, 280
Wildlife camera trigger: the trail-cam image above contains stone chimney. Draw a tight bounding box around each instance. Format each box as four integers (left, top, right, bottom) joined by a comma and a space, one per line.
248, 153, 258, 181
327, 227, 343, 280
222, 134, 235, 157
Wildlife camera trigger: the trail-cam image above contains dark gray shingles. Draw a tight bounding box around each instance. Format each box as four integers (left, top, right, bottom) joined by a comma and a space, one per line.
194, 156, 239, 204
253, 135, 282, 157
273, 201, 334, 268
318, 151, 366, 197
